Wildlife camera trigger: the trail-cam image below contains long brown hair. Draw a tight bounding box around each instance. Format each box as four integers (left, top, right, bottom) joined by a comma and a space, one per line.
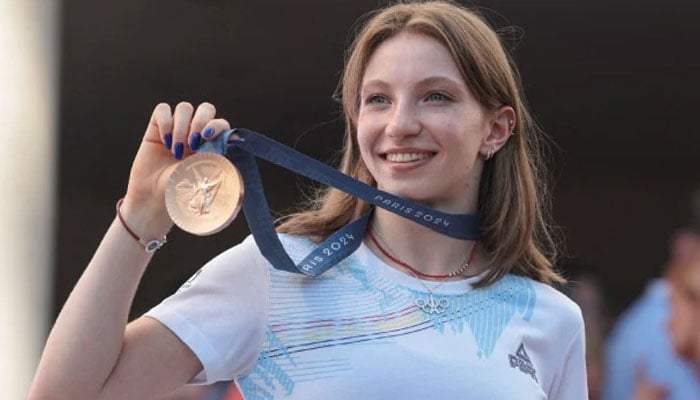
278, 0, 564, 287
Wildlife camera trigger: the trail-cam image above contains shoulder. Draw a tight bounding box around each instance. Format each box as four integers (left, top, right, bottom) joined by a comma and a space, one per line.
206, 234, 262, 266
145, 235, 273, 382
483, 274, 584, 340
244, 233, 318, 271
211, 233, 316, 269
515, 275, 584, 337
536, 278, 583, 324
275, 233, 318, 262
249, 233, 342, 279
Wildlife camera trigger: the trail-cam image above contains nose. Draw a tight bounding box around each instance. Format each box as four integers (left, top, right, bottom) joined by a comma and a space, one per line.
385, 102, 421, 139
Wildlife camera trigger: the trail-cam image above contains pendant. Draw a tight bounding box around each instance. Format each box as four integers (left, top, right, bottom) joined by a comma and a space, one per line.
415, 293, 450, 314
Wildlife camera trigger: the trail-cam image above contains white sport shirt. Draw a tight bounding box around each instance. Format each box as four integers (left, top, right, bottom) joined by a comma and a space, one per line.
147, 235, 587, 399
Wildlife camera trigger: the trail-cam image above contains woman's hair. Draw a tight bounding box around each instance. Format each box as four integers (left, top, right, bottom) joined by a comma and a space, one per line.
278, 0, 564, 287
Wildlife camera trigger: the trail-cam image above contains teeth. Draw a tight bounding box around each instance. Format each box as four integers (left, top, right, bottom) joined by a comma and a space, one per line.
385, 153, 432, 163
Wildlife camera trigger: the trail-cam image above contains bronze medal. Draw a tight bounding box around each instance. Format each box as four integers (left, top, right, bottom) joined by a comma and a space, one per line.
165, 152, 244, 236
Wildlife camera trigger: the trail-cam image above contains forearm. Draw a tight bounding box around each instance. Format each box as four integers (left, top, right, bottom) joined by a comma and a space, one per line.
30, 202, 172, 398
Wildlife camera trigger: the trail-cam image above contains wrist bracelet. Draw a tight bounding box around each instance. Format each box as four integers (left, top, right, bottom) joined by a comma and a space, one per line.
116, 198, 167, 254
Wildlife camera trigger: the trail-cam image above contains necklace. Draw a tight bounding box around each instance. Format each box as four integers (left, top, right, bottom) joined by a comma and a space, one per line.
367, 226, 479, 315
367, 227, 478, 279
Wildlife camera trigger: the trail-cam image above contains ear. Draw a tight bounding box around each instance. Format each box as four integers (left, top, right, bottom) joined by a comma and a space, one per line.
480, 106, 516, 159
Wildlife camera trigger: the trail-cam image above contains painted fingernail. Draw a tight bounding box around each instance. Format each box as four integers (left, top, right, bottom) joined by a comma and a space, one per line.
202, 127, 214, 138
174, 142, 184, 160
164, 133, 172, 150
189, 133, 201, 151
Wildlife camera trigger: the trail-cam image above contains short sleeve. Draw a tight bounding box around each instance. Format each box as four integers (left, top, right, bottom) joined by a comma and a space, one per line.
548, 324, 588, 400
144, 235, 269, 384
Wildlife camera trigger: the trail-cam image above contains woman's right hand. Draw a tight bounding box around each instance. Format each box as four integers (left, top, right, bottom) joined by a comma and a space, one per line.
120, 102, 231, 238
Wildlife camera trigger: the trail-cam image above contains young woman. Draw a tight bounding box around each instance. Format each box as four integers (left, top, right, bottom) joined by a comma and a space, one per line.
30, 1, 587, 399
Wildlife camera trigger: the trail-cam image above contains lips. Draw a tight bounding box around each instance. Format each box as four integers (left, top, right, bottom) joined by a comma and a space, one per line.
382, 151, 436, 163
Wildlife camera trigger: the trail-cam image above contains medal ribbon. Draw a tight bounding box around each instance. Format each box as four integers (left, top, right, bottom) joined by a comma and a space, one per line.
198, 128, 480, 276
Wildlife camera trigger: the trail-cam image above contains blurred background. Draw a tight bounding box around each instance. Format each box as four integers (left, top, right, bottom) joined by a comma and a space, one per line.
2, 0, 699, 398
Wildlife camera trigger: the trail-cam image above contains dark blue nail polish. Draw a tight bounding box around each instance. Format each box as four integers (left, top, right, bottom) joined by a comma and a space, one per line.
164, 133, 172, 150
202, 127, 214, 138
174, 142, 184, 160
189, 133, 201, 151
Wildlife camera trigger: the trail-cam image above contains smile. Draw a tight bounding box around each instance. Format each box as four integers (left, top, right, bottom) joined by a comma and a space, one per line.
384, 152, 435, 163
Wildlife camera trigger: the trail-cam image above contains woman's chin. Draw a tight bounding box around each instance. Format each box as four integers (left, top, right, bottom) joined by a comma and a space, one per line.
382, 187, 430, 202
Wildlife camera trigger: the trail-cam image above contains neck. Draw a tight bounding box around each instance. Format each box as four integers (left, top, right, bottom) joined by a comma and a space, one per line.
366, 208, 487, 279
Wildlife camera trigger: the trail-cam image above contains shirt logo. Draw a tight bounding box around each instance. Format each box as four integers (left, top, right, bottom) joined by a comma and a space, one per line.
509, 342, 538, 382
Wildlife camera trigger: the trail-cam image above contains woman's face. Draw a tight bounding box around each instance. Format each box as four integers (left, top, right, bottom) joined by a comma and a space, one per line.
356, 32, 491, 213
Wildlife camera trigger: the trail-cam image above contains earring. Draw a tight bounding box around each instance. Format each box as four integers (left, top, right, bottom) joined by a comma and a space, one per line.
508, 120, 515, 136
486, 146, 495, 160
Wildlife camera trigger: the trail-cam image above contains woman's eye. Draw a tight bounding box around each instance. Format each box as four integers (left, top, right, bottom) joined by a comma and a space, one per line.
426, 92, 450, 102
365, 94, 388, 105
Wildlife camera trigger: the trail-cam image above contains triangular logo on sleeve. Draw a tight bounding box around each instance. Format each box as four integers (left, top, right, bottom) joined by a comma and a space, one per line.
508, 342, 538, 382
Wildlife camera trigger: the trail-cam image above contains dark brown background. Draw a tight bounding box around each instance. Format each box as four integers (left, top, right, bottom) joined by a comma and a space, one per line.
57, 0, 700, 320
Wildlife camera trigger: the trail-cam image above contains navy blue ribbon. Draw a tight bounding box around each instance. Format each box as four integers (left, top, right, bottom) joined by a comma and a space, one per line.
197, 128, 480, 276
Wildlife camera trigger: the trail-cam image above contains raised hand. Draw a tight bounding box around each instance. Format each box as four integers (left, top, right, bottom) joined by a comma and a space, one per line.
120, 102, 231, 237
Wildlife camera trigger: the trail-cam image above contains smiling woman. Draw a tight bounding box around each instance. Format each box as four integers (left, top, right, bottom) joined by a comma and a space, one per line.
29, 1, 586, 400
357, 32, 497, 213
279, 1, 562, 288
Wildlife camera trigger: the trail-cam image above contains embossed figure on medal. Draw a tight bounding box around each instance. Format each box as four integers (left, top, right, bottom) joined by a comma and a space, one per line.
175, 167, 224, 215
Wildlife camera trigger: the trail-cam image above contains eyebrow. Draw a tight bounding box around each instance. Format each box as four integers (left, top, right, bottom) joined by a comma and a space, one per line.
361, 76, 467, 93
360, 79, 390, 93
416, 76, 467, 90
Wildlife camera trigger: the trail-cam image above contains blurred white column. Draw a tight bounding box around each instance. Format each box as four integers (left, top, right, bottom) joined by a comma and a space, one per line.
0, 0, 58, 399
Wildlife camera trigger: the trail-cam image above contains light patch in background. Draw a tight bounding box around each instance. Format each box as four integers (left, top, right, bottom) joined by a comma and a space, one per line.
0, 0, 58, 399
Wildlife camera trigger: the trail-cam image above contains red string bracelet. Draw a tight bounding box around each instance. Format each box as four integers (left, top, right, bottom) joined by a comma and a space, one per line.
116, 198, 167, 254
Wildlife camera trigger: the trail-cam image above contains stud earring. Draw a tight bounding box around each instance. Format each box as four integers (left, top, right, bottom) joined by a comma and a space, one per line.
508, 120, 515, 136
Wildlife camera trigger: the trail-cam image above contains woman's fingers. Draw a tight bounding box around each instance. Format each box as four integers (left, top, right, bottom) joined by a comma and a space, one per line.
200, 118, 232, 142
147, 103, 173, 148
145, 102, 229, 159
171, 102, 195, 160
188, 102, 217, 151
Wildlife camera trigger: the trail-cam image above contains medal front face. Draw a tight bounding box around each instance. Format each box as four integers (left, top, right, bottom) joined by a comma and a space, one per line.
166, 152, 244, 236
